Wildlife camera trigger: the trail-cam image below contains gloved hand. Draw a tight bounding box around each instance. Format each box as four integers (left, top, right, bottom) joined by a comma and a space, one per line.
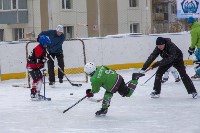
188, 47, 195, 55
86, 89, 94, 97
139, 69, 145, 73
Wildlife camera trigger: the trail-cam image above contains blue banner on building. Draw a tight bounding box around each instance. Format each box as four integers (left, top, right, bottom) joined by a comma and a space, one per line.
177, 0, 200, 18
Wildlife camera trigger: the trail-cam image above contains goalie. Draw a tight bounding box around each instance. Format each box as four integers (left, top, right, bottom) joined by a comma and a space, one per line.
26, 35, 51, 99
84, 62, 144, 116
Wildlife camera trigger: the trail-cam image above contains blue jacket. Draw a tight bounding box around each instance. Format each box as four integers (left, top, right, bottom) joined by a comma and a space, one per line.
39, 30, 65, 54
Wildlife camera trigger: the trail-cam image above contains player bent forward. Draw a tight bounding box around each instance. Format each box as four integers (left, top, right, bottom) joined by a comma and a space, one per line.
84, 62, 144, 116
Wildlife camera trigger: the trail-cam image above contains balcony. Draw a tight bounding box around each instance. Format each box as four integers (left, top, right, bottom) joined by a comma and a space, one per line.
0, 10, 28, 24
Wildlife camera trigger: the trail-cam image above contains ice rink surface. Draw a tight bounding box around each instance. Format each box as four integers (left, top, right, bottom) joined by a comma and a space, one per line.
0, 66, 200, 133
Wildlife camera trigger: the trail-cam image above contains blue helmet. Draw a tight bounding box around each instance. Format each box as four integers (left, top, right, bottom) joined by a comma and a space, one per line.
39, 35, 51, 47
187, 17, 195, 24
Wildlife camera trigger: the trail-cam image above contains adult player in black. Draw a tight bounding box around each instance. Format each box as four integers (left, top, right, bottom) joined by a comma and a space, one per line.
141, 37, 198, 99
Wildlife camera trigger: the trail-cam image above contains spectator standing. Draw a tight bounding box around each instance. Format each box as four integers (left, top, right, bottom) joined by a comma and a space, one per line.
38, 25, 65, 87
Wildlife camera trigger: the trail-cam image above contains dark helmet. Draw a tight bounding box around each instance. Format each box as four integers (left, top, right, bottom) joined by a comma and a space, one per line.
39, 35, 51, 47
132, 73, 145, 80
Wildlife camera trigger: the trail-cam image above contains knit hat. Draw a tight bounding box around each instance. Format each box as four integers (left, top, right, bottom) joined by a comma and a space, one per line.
56, 25, 64, 33
156, 37, 166, 45
187, 17, 195, 24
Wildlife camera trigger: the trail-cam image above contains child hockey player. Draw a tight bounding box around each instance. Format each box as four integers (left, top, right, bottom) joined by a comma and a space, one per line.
162, 67, 180, 83
26, 35, 51, 100
84, 62, 144, 116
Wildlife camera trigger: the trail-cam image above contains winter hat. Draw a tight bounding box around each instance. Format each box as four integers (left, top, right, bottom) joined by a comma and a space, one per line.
156, 37, 166, 45
56, 25, 64, 33
187, 17, 195, 24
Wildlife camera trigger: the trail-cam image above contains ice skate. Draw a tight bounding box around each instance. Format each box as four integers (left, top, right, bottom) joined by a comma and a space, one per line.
150, 91, 160, 98
95, 108, 108, 116
30, 89, 37, 99
175, 77, 180, 82
191, 74, 200, 79
49, 82, 55, 88
192, 92, 198, 99
161, 78, 168, 83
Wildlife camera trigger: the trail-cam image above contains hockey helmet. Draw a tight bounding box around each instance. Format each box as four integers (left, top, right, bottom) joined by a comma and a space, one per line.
84, 62, 96, 76
39, 35, 51, 47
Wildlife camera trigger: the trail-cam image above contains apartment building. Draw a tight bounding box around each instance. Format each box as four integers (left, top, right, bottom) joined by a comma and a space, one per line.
0, 0, 181, 42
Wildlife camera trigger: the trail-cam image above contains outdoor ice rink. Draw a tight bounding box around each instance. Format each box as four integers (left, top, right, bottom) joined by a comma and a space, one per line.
0, 66, 200, 133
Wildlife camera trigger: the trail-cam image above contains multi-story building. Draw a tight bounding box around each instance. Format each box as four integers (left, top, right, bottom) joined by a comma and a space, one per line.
0, 0, 186, 42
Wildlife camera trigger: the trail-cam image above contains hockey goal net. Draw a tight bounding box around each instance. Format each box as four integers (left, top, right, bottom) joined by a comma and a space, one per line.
20, 39, 87, 88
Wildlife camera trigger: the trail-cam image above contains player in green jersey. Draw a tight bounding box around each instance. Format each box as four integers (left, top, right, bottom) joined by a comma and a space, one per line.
84, 62, 144, 116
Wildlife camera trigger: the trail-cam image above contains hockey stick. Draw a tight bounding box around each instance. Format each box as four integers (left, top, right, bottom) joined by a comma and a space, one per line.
41, 69, 51, 101
63, 95, 87, 113
141, 72, 156, 85
46, 50, 82, 87
87, 97, 103, 103
185, 54, 190, 67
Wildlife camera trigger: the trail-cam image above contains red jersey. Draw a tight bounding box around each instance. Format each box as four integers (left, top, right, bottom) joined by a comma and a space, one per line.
26, 44, 47, 69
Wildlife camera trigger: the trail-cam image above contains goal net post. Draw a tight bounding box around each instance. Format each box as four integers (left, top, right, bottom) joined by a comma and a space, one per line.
21, 39, 87, 88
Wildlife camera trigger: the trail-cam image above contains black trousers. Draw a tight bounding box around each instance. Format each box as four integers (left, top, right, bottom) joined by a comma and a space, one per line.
154, 60, 197, 94
117, 78, 131, 97
47, 53, 64, 82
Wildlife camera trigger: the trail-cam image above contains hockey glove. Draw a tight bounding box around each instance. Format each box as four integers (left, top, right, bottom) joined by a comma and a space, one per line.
188, 47, 195, 55
86, 89, 94, 97
132, 73, 145, 80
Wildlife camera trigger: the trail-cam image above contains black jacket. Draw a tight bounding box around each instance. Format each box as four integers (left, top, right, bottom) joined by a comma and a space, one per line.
142, 38, 183, 70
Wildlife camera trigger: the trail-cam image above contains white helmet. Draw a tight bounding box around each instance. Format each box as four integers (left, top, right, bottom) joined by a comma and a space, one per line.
84, 62, 96, 76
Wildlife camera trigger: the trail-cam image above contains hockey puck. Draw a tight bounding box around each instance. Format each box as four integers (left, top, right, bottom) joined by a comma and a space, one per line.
70, 93, 73, 95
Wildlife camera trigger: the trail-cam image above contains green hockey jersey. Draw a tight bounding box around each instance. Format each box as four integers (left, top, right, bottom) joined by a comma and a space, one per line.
90, 65, 119, 94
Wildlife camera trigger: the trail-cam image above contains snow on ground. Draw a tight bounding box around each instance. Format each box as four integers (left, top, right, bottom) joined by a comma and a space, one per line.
0, 66, 200, 133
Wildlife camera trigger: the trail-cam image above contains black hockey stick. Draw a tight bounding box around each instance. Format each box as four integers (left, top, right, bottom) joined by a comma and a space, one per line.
42, 69, 51, 101
46, 50, 82, 87
141, 72, 156, 85
63, 96, 87, 113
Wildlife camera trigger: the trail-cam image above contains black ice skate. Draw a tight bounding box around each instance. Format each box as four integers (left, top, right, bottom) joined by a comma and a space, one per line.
191, 74, 200, 79
175, 77, 181, 82
150, 91, 160, 98
95, 108, 108, 116
161, 78, 168, 83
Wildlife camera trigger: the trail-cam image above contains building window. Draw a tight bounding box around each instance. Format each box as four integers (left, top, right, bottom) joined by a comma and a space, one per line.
12, 0, 17, 9
14, 28, 24, 41
0, 29, 4, 41
172, 4, 176, 14
3, 0, 11, 10
62, 0, 72, 9
129, 0, 138, 7
64, 26, 73, 39
130, 23, 139, 33
155, 5, 163, 13
1, 0, 27, 10
0, 0, 2, 10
